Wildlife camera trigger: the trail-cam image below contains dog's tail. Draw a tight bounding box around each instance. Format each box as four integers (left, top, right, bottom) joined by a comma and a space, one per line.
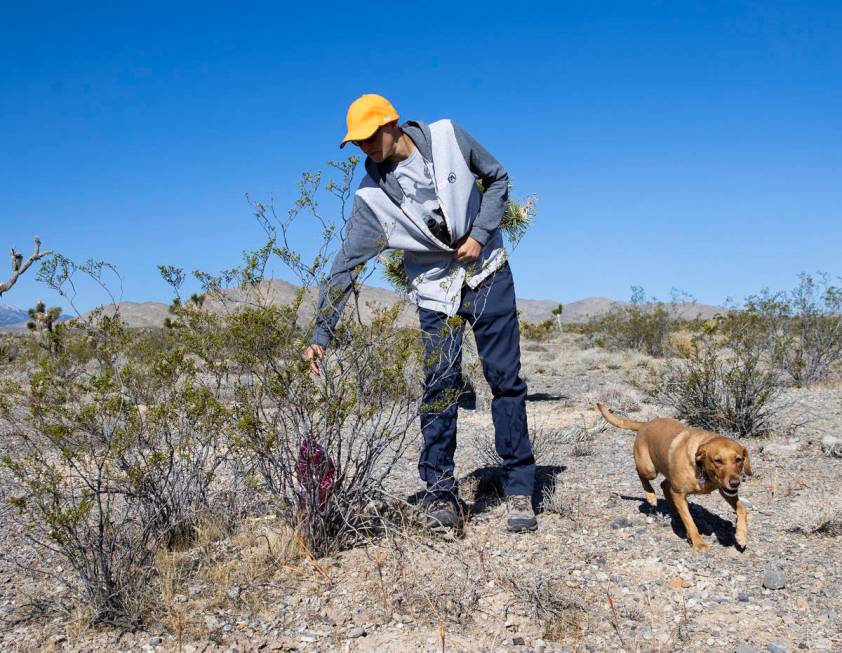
596, 403, 645, 432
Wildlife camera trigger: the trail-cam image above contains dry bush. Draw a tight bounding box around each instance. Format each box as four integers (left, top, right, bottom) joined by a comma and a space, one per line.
642, 322, 782, 437
821, 436, 842, 458
581, 382, 642, 414
556, 416, 607, 457
470, 425, 561, 468
501, 574, 589, 641
571, 287, 687, 358
461, 326, 492, 411
367, 540, 484, 625
788, 493, 842, 537
540, 474, 573, 517
221, 300, 423, 558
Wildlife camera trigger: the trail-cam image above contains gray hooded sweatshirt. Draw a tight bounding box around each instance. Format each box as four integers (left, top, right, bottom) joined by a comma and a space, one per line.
311, 119, 509, 347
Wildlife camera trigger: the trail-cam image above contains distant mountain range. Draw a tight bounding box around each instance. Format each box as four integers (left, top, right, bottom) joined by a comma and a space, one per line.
0, 304, 29, 327
0, 281, 721, 331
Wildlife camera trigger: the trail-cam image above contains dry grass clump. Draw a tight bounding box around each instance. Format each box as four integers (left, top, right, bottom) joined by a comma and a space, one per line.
789, 493, 842, 537
821, 436, 842, 458
501, 574, 589, 642
540, 476, 572, 517
558, 416, 607, 457
471, 426, 563, 468
581, 382, 642, 414
363, 540, 485, 625
575, 348, 612, 372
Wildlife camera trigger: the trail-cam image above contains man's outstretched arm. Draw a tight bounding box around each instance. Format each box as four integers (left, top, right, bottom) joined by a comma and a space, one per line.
310, 195, 387, 351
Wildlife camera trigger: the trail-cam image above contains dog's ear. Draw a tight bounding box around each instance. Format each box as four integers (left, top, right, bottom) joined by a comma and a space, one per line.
695, 444, 707, 466
741, 446, 752, 476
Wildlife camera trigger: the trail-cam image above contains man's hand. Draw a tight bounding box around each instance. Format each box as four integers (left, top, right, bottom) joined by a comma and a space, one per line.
453, 236, 482, 263
303, 343, 325, 376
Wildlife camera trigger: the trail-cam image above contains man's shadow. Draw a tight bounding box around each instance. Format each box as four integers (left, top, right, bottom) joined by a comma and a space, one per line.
617, 493, 741, 548
408, 464, 567, 517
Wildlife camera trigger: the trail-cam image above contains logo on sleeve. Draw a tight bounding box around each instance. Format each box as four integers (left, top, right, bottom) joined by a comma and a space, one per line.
447, 172, 457, 183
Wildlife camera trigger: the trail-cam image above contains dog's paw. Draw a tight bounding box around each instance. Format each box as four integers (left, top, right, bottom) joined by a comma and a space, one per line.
692, 540, 711, 553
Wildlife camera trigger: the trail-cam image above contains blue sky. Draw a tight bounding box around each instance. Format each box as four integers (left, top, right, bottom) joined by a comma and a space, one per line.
2, 1, 841, 312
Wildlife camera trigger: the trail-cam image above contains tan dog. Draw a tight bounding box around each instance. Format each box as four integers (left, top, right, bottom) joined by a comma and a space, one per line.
596, 403, 752, 551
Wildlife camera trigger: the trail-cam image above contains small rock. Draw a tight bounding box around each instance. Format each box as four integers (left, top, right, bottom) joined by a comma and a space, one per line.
348, 627, 365, 638
148, 636, 162, 646
512, 636, 526, 646
610, 517, 631, 529
766, 644, 786, 653
762, 568, 786, 590
227, 586, 241, 600
737, 593, 751, 602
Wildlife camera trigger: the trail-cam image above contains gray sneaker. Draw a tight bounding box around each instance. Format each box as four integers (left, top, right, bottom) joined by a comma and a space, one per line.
506, 495, 537, 532
425, 498, 462, 531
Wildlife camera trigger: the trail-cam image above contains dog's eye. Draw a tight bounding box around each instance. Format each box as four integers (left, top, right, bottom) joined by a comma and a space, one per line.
714, 459, 723, 465
736, 457, 743, 463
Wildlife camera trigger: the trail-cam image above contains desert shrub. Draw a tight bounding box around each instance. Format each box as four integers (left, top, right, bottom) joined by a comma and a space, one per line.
521, 317, 557, 342
222, 299, 423, 557
740, 273, 842, 386
154, 157, 430, 558
0, 334, 22, 365
577, 287, 678, 357
0, 311, 229, 625
788, 492, 842, 537
581, 382, 642, 413
642, 319, 781, 436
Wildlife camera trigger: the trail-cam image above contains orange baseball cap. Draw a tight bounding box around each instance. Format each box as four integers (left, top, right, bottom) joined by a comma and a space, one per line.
339, 94, 400, 148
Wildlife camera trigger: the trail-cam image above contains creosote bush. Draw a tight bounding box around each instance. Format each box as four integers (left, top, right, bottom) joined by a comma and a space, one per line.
641, 319, 782, 437
1, 311, 229, 626
572, 287, 690, 358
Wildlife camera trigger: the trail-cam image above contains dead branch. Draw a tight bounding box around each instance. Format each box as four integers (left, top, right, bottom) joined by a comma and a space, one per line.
1, 235, 53, 297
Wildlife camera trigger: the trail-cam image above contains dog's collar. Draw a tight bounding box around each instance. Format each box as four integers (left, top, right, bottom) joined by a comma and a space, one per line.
720, 486, 739, 498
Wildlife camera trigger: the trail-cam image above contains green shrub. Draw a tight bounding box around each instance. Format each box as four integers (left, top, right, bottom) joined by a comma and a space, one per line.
1, 311, 230, 625
574, 287, 683, 358
642, 323, 781, 437
520, 317, 557, 342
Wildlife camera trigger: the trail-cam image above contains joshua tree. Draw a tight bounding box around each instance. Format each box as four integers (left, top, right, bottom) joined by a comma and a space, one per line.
1, 235, 53, 297
27, 300, 63, 353
552, 303, 563, 330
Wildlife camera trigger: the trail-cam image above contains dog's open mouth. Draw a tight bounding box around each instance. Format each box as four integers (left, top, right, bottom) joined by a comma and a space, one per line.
721, 486, 739, 497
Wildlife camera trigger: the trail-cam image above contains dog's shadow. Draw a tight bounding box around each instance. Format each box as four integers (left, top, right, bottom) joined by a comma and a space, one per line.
618, 493, 741, 549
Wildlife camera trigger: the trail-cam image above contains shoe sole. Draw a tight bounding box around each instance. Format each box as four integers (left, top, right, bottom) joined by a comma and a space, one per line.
506, 520, 538, 533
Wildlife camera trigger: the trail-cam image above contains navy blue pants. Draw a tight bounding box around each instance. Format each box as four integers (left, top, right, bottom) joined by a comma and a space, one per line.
418, 263, 535, 502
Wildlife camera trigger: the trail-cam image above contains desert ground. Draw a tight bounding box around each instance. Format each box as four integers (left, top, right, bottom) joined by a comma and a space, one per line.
1, 332, 840, 653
